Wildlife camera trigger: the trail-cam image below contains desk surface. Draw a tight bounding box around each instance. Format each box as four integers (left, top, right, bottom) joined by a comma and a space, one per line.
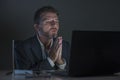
1, 70, 120, 80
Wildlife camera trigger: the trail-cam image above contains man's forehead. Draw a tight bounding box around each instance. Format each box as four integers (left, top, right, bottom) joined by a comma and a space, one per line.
40, 12, 58, 19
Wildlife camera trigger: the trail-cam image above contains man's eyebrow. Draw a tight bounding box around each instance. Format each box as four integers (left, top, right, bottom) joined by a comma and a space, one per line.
42, 17, 58, 21
42, 18, 48, 21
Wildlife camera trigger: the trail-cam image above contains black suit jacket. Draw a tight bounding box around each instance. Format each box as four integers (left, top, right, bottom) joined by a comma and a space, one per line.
14, 35, 70, 71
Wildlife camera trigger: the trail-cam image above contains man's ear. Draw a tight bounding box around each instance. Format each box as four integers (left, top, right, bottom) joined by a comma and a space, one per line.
34, 24, 39, 31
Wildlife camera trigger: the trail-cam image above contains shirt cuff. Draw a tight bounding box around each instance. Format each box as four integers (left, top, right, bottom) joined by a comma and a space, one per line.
47, 57, 55, 67
56, 59, 66, 70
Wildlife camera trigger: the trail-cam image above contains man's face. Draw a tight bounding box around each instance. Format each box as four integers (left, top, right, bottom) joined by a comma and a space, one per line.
37, 12, 59, 39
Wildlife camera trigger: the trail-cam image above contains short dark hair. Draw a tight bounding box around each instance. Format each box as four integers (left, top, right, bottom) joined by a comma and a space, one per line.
34, 6, 59, 24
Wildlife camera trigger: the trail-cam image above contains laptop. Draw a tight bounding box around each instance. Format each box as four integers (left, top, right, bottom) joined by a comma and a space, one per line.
68, 30, 120, 77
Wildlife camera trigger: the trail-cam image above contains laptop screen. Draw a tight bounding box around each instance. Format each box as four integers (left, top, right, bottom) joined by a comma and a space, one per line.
69, 31, 120, 77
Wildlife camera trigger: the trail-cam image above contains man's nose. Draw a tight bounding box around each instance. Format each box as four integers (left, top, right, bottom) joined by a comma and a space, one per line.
50, 20, 56, 26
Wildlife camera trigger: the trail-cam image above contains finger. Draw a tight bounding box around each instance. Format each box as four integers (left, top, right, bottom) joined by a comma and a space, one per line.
49, 49, 59, 62
52, 37, 59, 49
53, 37, 61, 51
53, 46, 61, 61
55, 36, 62, 46
56, 52, 62, 62
55, 36, 62, 49
54, 39, 58, 47
49, 42, 60, 57
58, 37, 62, 44
50, 43, 62, 62
58, 45, 62, 58
55, 37, 62, 53
49, 37, 62, 56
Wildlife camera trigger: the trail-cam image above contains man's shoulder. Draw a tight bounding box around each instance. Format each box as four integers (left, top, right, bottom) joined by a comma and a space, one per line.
23, 36, 36, 43
15, 35, 37, 47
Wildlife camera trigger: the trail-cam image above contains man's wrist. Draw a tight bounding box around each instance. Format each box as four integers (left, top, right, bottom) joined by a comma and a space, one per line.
49, 55, 56, 63
56, 58, 66, 70
56, 58, 64, 65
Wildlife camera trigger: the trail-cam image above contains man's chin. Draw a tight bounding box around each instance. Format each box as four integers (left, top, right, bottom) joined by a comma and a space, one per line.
49, 33, 57, 39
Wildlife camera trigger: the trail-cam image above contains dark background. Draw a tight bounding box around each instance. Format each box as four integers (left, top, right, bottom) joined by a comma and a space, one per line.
0, 0, 120, 70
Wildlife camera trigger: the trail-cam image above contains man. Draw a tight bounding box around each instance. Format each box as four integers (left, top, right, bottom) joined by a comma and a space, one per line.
14, 6, 70, 71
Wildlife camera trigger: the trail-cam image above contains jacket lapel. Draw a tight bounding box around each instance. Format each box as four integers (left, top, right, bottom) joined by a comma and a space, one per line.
30, 35, 43, 61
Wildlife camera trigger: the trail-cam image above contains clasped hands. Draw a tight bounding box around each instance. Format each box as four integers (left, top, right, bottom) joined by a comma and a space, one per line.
48, 37, 64, 65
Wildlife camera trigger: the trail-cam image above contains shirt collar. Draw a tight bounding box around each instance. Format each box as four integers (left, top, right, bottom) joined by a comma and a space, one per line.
37, 35, 53, 48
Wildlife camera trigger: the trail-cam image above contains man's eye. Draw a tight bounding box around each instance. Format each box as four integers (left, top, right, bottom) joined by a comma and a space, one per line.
45, 21, 51, 23
43, 20, 50, 23
43, 20, 59, 24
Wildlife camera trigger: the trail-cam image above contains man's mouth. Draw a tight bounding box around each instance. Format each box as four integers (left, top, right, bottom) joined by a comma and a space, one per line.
50, 28, 57, 32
